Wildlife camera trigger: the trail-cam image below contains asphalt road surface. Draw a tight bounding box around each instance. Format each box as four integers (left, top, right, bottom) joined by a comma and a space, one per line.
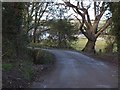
31, 49, 118, 88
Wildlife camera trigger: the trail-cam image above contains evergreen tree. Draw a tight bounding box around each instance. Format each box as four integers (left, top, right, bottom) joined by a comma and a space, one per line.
2, 2, 25, 58
110, 2, 120, 60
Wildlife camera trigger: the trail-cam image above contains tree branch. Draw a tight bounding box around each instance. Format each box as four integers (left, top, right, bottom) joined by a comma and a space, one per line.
95, 2, 108, 21
95, 17, 112, 38
64, 2, 77, 8
86, 10, 92, 26
93, 2, 109, 34
94, 2, 97, 18
74, 15, 90, 38
72, 8, 78, 14
38, 2, 49, 23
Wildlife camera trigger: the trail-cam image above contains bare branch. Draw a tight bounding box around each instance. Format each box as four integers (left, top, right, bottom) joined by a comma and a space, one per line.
74, 15, 89, 38
77, 1, 80, 9
64, 2, 76, 8
65, 13, 73, 19
94, 2, 97, 18
95, 17, 112, 38
95, 2, 108, 21
30, 3, 37, 16
87, 3, 91, 10
86, 10, 92, 26
74, 15, 82, 23
72, 8, 78, 13
39, 3, 49, 21
81, 2, 84, 9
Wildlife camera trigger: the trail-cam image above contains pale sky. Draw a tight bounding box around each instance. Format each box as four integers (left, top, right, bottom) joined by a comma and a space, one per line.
41, 0, 111, 20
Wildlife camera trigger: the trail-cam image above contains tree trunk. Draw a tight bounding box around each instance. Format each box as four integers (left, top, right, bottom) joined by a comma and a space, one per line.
33, 27, 37, 43
58, 31, 62, 48
82, 39, 96, 53
33, 33, 36, 43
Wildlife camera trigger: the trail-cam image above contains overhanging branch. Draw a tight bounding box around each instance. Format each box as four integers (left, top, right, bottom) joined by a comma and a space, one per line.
95, 17, 112, 38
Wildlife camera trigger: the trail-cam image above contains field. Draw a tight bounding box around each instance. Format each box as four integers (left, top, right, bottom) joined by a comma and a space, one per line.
71, 37, 107, 52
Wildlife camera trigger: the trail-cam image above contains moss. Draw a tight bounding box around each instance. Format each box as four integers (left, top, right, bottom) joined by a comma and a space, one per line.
2, 63, 13, 71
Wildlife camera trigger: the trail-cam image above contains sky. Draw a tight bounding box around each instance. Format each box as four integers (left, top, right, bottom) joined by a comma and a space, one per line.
41, 0, 111, 20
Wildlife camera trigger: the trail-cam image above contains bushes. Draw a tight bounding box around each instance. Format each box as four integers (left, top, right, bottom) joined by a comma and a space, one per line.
36, 50, 55, 64
31, 49, 55, 65
103, 35, 117, 53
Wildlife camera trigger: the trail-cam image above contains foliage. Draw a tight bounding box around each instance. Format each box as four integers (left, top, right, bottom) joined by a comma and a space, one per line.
23, 2, 49, 43
2, 2, 56, 88
110, 2, 120, 59
31, 49, 55, 65
2, 2, 28, 59
36, 50, 55, 64
2, 63, 13, 71
46, 19, 78, 48
2, 3, 35, 87
65, 1, 112, 53
104, 35, 116, 53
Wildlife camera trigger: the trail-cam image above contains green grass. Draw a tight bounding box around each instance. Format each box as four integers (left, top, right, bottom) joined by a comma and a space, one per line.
2, 63, 13, 71
71, 38, 87, 50
20, 60, 34, 80
71, 38, 107, 52
95, 39, 107, 52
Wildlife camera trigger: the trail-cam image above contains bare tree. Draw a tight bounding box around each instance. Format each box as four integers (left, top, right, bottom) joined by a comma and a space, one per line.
64, 1, 112, 53
23, 2, 49, 43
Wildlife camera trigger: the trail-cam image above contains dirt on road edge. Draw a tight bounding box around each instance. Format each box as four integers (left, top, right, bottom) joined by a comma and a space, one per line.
81, 52, 118, 66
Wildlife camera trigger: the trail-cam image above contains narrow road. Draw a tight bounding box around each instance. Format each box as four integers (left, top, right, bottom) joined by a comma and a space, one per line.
31, 49, 118, 88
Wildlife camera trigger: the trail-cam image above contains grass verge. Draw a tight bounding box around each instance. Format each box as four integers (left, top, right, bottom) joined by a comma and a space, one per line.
71, 37, 106, 52
81, 52, 118, 66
